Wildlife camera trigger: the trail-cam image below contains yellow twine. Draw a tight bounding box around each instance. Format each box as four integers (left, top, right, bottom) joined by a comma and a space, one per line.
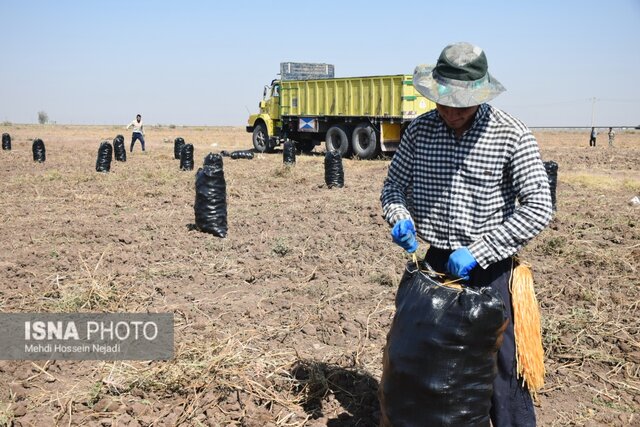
510, 258, 545, 395
412, 253, 463, 289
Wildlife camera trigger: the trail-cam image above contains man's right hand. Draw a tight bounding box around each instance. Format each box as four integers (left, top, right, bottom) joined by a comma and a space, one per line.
391, 219, 418, 253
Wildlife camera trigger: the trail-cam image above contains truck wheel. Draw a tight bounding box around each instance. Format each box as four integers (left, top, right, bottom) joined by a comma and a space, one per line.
296, 139, 315, 154
352, 124, 380, 160
325, 125, 351, 157
252, 123, 269, 152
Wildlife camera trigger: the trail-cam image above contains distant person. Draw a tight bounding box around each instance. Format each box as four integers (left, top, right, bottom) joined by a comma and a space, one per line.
608, 127, 615, 147
589, 127, 597, 147
126, 114, 145, 152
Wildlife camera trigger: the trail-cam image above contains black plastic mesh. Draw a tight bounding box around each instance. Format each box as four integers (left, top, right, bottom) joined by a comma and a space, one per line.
180, 143, 194, 171
174, 137, 185, 160
113, 135, 126, 162
230, 150, 254, 160
194, 153, 227, 237
32, 139, 46, 163
543, 161, 558, 212
283, 140, 296, 165
1, 133, 10, 151
96, 141, 113, 172
324, 151, 344, 188
379, 263, 507, 426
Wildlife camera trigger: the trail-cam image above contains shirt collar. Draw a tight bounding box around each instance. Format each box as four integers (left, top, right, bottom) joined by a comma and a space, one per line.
439, 103, 490, 138
472, 103, 490, 128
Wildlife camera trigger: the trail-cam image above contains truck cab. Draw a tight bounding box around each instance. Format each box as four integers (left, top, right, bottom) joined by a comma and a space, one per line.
246, 81, 282, 152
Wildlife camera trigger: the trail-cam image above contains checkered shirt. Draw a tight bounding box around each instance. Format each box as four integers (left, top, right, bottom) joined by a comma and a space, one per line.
381, 104, 553, 269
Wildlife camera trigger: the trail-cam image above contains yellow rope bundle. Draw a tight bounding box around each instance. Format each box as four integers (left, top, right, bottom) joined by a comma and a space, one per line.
510, 259, 545, 394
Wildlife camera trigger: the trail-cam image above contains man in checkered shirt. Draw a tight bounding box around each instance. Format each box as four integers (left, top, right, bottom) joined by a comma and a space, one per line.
381, 42, 553, 427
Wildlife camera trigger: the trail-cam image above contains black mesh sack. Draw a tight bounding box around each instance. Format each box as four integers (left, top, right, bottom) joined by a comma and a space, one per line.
113, 135, 126, 162
194, 154, 227, 237
283, 140, 296, 165
180, 143, 194, 171
1, 133, 10, 151
230, 150, 254, 160
379, 263, 507, 427
96, 141, 113, 172
543, 160, 558, 212
174, 137, 185, 159
32, 139, 46, 162
324, 150, 344, 188
203, 152, 223, 167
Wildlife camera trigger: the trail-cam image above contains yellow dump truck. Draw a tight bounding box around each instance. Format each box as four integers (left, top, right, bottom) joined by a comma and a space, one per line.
246, 63, 435, 160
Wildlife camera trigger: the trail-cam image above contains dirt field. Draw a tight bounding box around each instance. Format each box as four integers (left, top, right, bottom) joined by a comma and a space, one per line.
0, 124, 638, 426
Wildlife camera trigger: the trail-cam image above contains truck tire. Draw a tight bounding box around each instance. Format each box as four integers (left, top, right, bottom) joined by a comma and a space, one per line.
295, 139, 316, 154
352, 123, 380, 160
325, 125, 351, 157
252, 123, 270, 153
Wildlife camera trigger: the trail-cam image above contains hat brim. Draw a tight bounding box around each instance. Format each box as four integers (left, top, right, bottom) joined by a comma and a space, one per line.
413, 64, 506, 108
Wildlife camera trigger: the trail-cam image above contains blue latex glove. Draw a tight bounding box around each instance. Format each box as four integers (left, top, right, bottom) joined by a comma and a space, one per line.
447, 247, 478, 281
391, 219, 418, 253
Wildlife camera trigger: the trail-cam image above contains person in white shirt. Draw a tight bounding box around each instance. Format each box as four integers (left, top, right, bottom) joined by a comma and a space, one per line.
126, 114, 145, 152
608, 127, 615, 147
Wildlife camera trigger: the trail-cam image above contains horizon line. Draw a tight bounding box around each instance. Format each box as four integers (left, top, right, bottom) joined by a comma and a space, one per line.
2, 123, 639, 130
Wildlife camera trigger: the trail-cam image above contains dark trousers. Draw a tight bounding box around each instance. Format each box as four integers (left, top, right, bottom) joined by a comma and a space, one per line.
589, 136, 596, 147
424, 247, 537, 427
130, 132, 145, 152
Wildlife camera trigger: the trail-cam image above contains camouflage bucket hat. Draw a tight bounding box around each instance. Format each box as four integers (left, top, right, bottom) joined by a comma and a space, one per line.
413, 42, 505, 108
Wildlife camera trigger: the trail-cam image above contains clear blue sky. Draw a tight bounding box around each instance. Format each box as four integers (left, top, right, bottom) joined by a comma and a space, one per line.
2, 0, 639, 127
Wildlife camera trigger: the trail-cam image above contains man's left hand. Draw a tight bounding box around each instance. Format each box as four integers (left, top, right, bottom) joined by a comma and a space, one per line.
447, 247, 478, 281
